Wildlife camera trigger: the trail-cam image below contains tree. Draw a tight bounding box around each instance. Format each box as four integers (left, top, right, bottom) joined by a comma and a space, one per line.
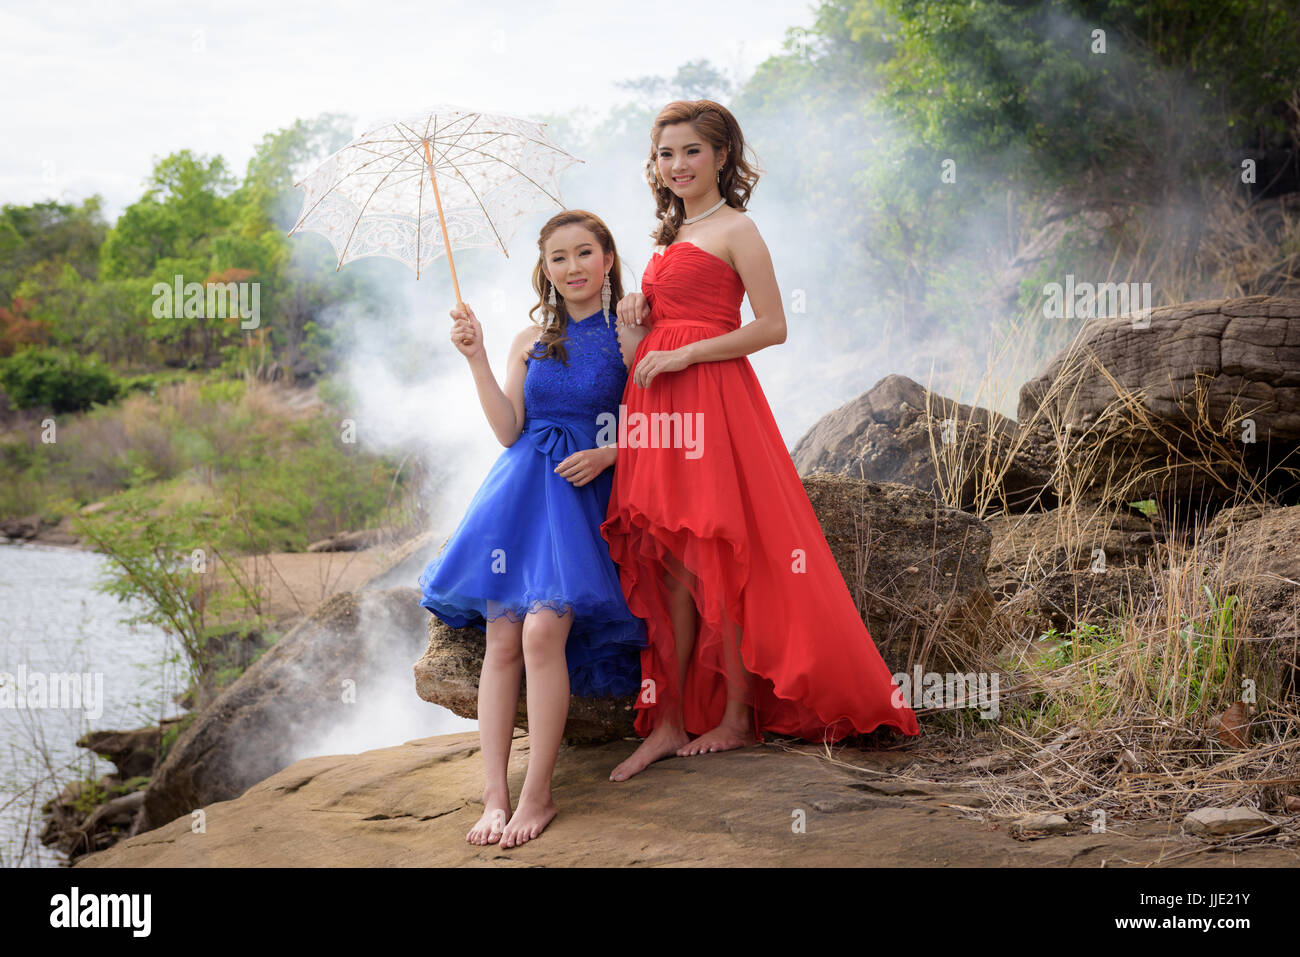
99, 150, 237, 280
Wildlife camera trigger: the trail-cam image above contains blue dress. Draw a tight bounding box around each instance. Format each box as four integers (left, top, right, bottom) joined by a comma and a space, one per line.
417, 306, 647, 698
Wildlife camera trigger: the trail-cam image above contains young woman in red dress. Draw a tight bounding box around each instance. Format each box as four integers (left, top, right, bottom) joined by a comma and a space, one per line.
600, 100, 921, 782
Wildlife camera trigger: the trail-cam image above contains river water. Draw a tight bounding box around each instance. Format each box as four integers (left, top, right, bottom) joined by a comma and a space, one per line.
0, 542, 186, 867
0, 540, 475, 867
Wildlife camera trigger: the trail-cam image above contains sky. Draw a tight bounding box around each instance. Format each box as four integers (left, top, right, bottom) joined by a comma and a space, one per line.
0, 0, 817, 221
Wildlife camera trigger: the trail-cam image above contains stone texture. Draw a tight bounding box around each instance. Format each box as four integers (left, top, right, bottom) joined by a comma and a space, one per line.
792, 374, 1054, 513
129, 587, 429, 836
1018, 296, 1300, 507
1183, 806, 1276, 837
72, 732, 1300, 868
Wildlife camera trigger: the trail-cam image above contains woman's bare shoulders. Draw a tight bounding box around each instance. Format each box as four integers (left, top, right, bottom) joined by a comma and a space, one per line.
672, 209, 757, 265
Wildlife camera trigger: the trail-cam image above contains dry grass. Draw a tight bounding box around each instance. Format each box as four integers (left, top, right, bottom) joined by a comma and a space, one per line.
810, 182, 1300, 834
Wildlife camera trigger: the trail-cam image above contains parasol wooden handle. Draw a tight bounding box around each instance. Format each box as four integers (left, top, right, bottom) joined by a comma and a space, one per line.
422, 138, 464, 311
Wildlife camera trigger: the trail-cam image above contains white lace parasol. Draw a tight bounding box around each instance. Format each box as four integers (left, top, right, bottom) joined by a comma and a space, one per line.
288, 105, 582, 299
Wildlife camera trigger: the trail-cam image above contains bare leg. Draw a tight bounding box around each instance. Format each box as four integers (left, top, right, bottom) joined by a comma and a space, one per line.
676, 620, 758, 755
467, 616, 523, 845
609, 552, 695, 781
500, 606, 573, 848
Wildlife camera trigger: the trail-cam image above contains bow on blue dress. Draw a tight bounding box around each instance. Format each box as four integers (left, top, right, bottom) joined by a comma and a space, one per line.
527, 416, 596, 465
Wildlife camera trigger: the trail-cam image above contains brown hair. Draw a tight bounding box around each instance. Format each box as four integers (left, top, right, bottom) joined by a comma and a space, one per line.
528, 209, 625, 363
645, 100, 762, 247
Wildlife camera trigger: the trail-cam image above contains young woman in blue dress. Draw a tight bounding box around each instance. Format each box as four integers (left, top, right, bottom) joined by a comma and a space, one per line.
418, 210, 649, 848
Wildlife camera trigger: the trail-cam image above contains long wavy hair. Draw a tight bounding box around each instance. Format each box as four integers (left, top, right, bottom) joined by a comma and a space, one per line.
528, 209, 625, 364
645, 100, 762, 247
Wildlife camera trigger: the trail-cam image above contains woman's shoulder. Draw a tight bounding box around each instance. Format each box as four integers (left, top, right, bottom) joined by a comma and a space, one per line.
720, 207, 759, 239
512, 324, 542, 361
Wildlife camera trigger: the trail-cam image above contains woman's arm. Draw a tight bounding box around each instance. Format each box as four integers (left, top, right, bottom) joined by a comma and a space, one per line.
616, 319, 650, 369
681, 216, 786, 363
452, 303, 535, 447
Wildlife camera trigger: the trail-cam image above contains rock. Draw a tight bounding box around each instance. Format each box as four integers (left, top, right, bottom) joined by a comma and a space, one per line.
413, 620, 636, 745
791, 374, 1054, 512
67, 731, 1300, 867
0, 514, 42, 540
1183, 806, 1275, 837
966, 754, 1013, 771
984, 507, 1161, 635
129, 587, 429, 837
1009, 813, 1073, 839
801, 473, 1008, 673
1018, 296, 1300, 508
76, 720, 183, 779
308, 529, 386, 552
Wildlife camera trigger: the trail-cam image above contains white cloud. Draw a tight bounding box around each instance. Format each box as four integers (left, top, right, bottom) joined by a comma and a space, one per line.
0, 0, 809, 219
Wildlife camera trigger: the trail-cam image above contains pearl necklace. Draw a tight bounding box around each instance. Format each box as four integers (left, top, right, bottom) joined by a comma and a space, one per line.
682, 195, 727, 224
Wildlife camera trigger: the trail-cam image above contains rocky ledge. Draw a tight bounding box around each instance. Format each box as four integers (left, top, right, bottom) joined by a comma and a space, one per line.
72, 730, 1298, 867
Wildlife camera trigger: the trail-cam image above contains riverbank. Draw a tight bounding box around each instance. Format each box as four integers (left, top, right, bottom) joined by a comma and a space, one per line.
10, 527, 438, 865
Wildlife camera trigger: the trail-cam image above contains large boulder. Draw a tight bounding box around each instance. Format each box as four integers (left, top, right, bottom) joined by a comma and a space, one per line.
130, 587, 428, 836
1018, 296, 1300, 508
802, 473, 1011, 672
413, 624, 637, 745
791, 374, 1054, 513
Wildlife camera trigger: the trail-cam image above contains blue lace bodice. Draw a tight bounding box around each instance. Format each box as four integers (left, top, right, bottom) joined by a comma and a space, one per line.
523, 308, 627, 435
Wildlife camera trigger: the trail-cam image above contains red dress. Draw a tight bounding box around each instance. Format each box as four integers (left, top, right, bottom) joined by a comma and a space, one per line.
599, 240, 921, 743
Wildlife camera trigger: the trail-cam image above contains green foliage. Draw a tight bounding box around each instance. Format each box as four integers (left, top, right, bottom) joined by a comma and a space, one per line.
71, 780, 108, 816
1172, 586, 1237, 710
1035, 621, 1122, 671
69, 485, 273, 692
0, 345, 121, 412
99, 151, 237, 281
875, 0, 1300, 199
0, 197, 107, 304
727, 0, 1300, 361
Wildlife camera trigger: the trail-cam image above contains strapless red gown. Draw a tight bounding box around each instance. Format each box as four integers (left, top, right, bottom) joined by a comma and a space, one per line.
599, 241, 921, 743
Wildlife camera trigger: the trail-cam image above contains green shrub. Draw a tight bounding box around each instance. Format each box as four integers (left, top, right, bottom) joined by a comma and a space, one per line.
0, 345, 121, 413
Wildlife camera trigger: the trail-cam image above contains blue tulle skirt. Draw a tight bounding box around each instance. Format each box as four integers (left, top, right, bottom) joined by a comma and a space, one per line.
418, 415, 647, 698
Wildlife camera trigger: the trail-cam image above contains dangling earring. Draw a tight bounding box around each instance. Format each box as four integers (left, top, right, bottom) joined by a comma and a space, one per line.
601, 271, 612, 326
545, 280, 557, 330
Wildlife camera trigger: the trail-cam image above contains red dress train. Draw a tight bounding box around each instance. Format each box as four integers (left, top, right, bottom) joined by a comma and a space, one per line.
599, 240, 921, 743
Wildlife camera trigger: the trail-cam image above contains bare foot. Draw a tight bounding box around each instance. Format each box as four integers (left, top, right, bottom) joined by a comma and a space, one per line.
677, 717, 758, 756
499, 792, 557, 848
609, 721, 691, 781
466, 799, 510, 846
